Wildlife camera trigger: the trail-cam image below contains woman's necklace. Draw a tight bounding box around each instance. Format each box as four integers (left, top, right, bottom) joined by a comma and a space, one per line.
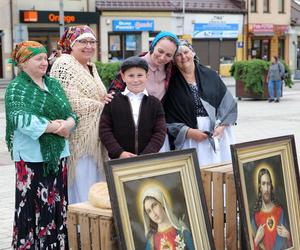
183, 73, 196, 85
180, 67, 196, 85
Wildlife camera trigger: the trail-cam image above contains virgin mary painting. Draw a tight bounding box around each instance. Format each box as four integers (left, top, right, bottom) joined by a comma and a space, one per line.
141, 187, 195, 250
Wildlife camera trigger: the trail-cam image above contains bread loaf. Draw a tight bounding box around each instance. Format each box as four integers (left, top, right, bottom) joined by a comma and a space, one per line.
88, 182, 111, 209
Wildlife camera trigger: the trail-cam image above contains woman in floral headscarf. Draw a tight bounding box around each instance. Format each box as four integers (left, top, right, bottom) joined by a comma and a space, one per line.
50, 25, 110, 204
5, 41, 77, 249
142, 188, 195, 250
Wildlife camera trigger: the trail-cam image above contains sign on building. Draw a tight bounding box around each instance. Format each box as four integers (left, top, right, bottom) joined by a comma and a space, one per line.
192, 14, 242, 38
112, 20, 154, 32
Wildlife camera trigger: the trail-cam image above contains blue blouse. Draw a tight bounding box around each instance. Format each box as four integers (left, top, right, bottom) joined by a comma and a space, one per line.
12, 114, 70, 162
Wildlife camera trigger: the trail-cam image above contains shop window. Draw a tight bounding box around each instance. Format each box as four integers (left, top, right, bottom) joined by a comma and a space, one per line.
250, 0, 257, 12
278, 0, 284, 13
278, 38, 285, 60
263, 0, 270, 13
108, 33, 142, 62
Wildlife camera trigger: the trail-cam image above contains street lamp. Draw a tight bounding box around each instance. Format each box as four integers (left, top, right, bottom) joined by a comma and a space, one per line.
59, 0, 64, 38
182, 0, 185, 34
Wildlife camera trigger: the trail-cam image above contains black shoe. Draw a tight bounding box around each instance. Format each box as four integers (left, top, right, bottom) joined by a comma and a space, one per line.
275, 99, 280, 103
268, 99, 274, 102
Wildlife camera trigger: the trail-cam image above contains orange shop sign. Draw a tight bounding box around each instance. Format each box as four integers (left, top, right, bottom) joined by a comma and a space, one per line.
20, 10, 99, 24
48, 13, 76, 23
23, 11, 38, 22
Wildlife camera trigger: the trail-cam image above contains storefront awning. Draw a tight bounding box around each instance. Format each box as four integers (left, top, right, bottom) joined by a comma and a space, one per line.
251, 32, 274, 36
249, 23, 274, 36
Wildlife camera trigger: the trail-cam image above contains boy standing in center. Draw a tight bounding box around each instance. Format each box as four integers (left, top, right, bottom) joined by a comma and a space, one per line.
99, 56, 166, 159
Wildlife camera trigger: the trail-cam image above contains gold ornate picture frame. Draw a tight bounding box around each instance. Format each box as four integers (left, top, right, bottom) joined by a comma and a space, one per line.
105, 149, 215, 250
231, 135, 300, 250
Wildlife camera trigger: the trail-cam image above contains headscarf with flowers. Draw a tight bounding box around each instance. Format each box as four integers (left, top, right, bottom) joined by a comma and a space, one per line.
9, 41, 47, 66
58, 25, 96, 54
6, 41, 78, 176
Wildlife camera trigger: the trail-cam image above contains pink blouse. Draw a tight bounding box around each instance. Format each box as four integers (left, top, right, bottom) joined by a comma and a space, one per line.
142, 53, 166, 101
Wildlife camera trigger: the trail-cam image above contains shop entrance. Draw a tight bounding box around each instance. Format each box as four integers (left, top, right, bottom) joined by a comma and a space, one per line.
28, 28, 60, 55
251, 39, 270, 60
192, 39, 236, 72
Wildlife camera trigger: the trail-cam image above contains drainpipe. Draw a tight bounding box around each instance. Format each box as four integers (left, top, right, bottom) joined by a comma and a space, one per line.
246, 0, 249, 60
10, 0, 15, 78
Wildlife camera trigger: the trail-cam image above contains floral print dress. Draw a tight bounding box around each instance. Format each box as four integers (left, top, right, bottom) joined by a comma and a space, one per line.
12, 159, 68, 249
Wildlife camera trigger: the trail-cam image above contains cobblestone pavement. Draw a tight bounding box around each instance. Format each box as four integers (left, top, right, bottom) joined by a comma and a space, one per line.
0, 78, 300, 249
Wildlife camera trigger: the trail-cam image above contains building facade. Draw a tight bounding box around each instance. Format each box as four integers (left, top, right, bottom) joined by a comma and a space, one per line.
96, 0, 246, 74
0, 0, 13, 79
0, 0, 97, 79
290, 0, 300, 72
245, 0, 290, 63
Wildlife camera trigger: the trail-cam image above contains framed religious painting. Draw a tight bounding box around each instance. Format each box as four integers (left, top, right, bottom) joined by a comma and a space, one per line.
104, 148, 215, 250
231, 135, 300, 250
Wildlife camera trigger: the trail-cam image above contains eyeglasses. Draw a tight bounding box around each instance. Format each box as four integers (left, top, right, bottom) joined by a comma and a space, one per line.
76, 40, 98, 46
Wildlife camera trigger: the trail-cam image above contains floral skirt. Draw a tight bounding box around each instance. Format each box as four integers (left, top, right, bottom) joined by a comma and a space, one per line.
12, 159, 69, 249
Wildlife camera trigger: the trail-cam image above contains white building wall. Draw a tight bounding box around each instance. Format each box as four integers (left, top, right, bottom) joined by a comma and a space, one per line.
0, 0, 95, 79
0, 0, 13, 79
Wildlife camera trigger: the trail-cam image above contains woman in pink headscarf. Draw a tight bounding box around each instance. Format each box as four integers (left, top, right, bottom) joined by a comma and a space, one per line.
50, 25, 111, 204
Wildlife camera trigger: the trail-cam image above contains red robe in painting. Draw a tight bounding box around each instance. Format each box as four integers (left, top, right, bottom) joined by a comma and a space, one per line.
153, 227, 177, 250
252, 206, 292, 250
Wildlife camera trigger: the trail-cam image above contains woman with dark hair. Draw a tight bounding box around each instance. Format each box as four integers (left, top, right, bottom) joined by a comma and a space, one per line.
267, 56, 285, 103
163, 40, 237, 167
6, 41, 77, 248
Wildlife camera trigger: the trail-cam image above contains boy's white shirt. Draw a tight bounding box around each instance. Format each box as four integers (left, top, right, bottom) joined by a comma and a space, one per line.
122, 87, 149, 126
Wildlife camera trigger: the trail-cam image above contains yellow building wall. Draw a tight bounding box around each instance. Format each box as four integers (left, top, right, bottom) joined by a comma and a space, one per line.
270, 36, 278, 59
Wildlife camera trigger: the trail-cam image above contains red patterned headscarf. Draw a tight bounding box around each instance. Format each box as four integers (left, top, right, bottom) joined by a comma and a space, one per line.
10, 41, 47, 66
58, 25, 96, 54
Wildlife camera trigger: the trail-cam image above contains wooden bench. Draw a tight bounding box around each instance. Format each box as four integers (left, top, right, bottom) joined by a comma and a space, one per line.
67, 202, 117, 250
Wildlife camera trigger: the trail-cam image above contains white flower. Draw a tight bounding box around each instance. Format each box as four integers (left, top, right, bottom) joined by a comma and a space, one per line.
175, 233, 186, 250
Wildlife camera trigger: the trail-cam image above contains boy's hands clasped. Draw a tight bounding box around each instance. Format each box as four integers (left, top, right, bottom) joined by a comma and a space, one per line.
119, 151, 137, 159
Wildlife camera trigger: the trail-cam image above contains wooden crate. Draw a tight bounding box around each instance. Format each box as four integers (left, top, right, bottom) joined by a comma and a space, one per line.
201, 163, 241, 250
67, 202, 118, 250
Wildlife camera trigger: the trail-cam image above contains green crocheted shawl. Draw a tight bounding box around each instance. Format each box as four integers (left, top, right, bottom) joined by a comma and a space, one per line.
5, 71, 77, 176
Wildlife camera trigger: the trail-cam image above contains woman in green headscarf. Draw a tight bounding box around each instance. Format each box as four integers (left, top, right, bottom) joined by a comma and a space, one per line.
5, 41, 77, 249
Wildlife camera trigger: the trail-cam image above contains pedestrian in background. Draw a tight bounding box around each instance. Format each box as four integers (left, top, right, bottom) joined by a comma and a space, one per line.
267, 56, 285, 103
5, 41, 77, 249
50, 25, 112, 204
163, 40, 237, 167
